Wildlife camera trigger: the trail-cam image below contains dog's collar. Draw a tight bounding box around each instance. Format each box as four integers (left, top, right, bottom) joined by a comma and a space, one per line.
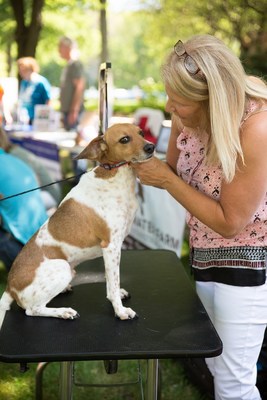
99, 161, 129, 170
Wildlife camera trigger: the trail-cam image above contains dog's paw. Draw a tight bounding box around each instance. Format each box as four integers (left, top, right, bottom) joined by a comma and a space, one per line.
120, 288, 131, 300
25, 306, 80, 320
61, 308, 80, 320
116, 307, 138, 320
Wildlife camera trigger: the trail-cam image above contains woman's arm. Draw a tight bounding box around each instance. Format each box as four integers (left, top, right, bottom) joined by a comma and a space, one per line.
166, 116, 182, 171
132, 113, 267, 238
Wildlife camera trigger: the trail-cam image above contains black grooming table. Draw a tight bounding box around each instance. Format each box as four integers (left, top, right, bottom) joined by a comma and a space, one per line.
0, 250, 222, 399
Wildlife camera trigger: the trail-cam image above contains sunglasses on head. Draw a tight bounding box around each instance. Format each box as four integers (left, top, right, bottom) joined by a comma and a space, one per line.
174, 40, 200, 76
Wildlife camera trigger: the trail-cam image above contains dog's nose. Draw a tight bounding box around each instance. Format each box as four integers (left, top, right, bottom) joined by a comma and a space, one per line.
144, 143, 155, 154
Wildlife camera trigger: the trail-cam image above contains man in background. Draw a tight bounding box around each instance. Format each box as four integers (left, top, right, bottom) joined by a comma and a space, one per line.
58, 36, 86, 131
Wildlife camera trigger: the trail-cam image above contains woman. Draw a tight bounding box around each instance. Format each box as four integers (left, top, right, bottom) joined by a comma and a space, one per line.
132, 35, 267, 399
17, 57, 51, 124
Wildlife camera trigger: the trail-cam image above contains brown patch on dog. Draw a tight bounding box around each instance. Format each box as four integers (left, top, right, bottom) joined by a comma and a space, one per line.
7, 233, 42, 293
7, 199, 111, 298
42, 245, 67, 260
48, 198, 110, 248
7, 234, 68, 295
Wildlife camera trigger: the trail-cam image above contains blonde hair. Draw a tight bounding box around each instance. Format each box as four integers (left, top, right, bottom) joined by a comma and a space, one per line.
17, 57, 40, 73
161, 34, 267, 182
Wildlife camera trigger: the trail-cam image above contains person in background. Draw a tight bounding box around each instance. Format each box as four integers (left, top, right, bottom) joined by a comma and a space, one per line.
58, 36, 86, 131
0, 84, 13, 126
0, 84, 4, 126
0, 127, 61, 211
0, 147, 48, 271
132, 34, 267, 400
17, 57, 51, 124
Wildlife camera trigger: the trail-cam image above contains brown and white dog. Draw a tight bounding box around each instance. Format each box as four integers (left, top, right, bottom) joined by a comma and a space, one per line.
0, 123, 155, 328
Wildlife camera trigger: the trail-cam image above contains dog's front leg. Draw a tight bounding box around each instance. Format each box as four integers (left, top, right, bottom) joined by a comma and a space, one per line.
102, 247, 137, 320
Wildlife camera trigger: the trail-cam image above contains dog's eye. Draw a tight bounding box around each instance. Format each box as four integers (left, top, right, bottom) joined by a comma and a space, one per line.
119, 136, 131, 144
139, 130, 144, 138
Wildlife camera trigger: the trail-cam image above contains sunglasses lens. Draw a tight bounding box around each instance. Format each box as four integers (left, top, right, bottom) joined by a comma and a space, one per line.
184, 55, 199, 74
174, 40, 185, 56
174, 40, 202, 76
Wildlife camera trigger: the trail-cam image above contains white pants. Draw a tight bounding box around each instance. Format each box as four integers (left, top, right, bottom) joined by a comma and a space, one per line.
196, 280, 267, 400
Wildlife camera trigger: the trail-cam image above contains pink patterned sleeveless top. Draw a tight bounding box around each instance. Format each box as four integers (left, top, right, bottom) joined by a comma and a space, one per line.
176, 100, 267, 286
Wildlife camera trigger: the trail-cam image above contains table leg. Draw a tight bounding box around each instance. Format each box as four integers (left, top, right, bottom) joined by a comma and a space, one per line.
35, 362, 50, 400
59, 361, 74, 400
146, 359, 159, 400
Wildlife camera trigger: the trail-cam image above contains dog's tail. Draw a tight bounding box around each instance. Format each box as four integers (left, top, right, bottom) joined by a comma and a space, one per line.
0, 291, 13, 330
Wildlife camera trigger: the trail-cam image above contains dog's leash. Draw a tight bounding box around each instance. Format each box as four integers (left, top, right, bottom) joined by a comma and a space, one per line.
0, 161, 130, 201
0, 158, 149, 202
0, 171, 87, 202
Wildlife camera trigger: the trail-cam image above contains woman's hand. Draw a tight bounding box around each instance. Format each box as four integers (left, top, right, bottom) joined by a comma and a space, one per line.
131, 157, 176, 189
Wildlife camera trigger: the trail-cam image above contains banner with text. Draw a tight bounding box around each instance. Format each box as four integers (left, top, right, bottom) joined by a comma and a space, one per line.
130, 183, 186, 257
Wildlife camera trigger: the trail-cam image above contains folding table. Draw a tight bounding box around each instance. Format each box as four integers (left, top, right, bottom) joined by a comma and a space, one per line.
0, 250, 222, 399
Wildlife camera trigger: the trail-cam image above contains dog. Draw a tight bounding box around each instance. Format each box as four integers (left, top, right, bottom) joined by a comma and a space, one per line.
0, 123, 155, 328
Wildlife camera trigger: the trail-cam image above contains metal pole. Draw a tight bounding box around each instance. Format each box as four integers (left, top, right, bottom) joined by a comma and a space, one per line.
59, 361, 74, 400
146, 359, 158, 400
35, 362, 50, 400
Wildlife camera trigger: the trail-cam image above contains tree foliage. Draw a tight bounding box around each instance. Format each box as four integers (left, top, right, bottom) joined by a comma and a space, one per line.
195, 0, 267, 76
141, 0, 267, 77
0, 0, 105, 78
0, 0, 266, 89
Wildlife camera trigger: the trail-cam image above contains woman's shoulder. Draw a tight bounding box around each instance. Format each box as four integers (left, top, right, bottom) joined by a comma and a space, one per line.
242, 101, 267, 132
242, 98, 267, 122
241, 106, 267, 162
241, 99, 267, 139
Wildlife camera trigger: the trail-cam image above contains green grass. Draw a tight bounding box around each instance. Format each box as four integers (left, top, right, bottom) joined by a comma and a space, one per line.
0, 359, 209, 400
0, 256, 210, 400
0, 261, 7, 294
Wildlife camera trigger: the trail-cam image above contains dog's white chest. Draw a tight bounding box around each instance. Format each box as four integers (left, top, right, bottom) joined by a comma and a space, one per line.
68, 167, 138, 225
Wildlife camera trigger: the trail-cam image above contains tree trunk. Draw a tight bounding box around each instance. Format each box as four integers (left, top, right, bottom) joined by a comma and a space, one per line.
10, 0, 44, 59
6, 41, 12, 75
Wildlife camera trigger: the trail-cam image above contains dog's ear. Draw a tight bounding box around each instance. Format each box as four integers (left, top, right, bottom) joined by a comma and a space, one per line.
74, 136, 108, 160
